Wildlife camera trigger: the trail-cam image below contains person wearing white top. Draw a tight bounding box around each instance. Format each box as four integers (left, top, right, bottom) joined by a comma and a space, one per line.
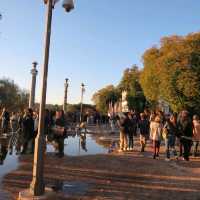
150, 116, 163, 159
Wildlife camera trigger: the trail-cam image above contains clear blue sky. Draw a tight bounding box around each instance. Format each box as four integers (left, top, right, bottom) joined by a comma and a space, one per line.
0, 0, 199, 105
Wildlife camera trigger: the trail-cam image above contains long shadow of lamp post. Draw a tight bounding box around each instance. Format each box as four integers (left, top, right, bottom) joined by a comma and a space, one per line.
19, 0, 74, 199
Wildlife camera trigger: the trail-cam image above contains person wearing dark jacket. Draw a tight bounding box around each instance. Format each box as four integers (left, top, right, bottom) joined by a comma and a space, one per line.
21, 109, 34, 154
127, 112, 137, 150
178, 110, 193, 161
163, 114, 178, 161
117, 113, 129, 152
53, 110, 66, 158
138, 113, 149, 152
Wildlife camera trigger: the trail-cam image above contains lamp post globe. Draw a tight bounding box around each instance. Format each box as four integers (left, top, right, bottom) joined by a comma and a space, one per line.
44, 0, 74, 11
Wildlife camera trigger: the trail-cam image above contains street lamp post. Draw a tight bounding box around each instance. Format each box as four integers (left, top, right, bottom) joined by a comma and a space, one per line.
29, 62, 38, 109
63, 78, 69, 113
80, 83, 85, 123
18, 0, 74, 198
30, 0, 53, 196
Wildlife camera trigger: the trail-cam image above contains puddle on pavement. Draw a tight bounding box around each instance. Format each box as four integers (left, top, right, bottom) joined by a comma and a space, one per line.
0, 133, 108, 183
0, 135, 19, 188
0, 131, 109, 193
48, 180, 89, 197
47, 133, 108, 156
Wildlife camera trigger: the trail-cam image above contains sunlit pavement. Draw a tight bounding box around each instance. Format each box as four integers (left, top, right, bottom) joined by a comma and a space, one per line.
1, 125, 200, 200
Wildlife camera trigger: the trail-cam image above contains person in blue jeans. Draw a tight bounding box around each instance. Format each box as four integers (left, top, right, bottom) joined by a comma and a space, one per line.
163, 114, 178, 161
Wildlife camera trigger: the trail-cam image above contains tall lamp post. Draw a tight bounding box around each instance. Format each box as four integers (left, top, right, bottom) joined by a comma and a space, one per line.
80, 83, 85, 123
63, 78, 69, 113
29, 62, 38, 109
18, 0, 74, 199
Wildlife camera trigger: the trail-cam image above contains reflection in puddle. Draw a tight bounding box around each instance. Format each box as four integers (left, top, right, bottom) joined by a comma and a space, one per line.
47, 133, 108, 156
0, 135, 18, 186
0, 132, 108, 190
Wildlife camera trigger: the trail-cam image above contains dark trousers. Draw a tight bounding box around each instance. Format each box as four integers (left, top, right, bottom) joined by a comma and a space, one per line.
22, 138, 34, 154
128, 134, 134, 149
153, 140, 161, 157
181, 138, 192, 160
55, 137, 64, 154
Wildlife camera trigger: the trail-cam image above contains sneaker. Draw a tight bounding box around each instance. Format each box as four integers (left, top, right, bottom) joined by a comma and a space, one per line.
165, 158, 170, 162
127, 147, 130, 151
118, 149, 123, 153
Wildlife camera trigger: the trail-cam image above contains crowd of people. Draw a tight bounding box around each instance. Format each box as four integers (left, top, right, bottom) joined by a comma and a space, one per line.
1, 107, 200, 162
116, 109, 200, 161
0, 107, 68, 158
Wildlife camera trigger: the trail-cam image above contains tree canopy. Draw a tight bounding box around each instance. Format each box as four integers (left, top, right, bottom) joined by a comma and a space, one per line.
92, 85, 120, 114
0, 78, 29, 111
118, 65, 146, 112
140, 33, 200, 113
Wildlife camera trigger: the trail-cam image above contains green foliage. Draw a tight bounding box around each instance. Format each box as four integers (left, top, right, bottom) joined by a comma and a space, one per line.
92, 85, 120, 114
118, 65, 146, 112
0, 78, 29, 111
140, 32, 200, 113
67, 103, 95, 113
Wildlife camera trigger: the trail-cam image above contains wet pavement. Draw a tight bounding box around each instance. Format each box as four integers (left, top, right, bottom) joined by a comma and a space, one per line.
0, 127, 111, 199
47, 133, 108, 156
0, 131, 109, 185
0, 135, 18, 199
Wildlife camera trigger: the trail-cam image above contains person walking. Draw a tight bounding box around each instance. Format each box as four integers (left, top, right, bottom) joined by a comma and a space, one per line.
192, 115, 200, 157
127, 112, 137, 151
117, 113, 128, 152
150, 115, 162, 159
8, 112, 19, 154
178, 110, 193, 161
163, 114, 178, 161
53, 110, 66, 158
1, 108, 10, 134
21, 109, 34, 154
138, 113, 149, 152
15, 111, 23, 154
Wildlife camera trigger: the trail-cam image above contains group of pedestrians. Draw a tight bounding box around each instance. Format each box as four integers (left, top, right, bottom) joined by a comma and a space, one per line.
0, 108, 35, 155
0, 108, 68, 158
117, 109, 200, 161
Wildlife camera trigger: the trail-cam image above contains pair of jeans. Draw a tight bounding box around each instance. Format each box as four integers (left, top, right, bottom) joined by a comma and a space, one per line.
165, 135, 177, 159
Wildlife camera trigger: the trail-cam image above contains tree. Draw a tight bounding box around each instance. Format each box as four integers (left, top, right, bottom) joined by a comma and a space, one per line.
140, 33, 200, 113
92, 85, 120, 114
118, 66, 146, 112
0, 78, 29, 111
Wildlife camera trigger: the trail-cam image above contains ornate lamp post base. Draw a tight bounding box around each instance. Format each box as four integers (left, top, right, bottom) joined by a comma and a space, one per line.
18, 188, 56, 200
